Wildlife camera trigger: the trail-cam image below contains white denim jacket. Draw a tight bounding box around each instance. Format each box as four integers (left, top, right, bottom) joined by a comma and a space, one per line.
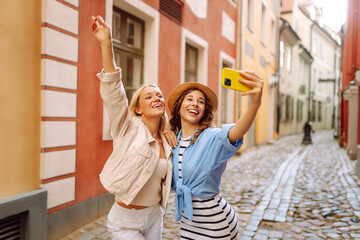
97, 68, 173, 212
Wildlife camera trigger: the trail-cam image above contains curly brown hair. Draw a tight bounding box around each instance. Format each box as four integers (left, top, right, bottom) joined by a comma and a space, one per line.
169, 88, 215, 144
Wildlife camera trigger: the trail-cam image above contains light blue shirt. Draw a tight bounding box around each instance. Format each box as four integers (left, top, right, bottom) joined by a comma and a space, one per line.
172, 124, 243, 221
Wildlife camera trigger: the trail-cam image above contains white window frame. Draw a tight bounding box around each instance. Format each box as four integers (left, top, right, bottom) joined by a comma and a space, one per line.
180, 28, 208, 85
228, 0, 237, 8
313, 38, 317, 56
270, 17, 276, 54
108, 0, 159, 84
219, 51, 236, 125
103, 0, 160, 141
280, 40, 284, 69
287, 46, 292, 72
247, 0, 256, 33
260, 1, 267, 46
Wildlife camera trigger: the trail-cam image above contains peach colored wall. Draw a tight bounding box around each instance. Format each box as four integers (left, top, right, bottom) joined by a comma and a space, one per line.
142, 0, 159, 9
0, 0, 41, 198
159, 14, 182, 104
76, 0, 111, 202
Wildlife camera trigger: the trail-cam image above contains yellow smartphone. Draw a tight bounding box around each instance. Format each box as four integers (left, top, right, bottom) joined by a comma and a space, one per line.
221, 68, 252, 92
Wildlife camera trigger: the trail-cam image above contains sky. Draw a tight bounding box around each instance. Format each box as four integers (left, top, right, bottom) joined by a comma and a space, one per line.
313, 0, 348, 32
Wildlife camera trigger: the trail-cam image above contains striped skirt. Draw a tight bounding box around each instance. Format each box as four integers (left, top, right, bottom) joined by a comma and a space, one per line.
180, 195, 238, 240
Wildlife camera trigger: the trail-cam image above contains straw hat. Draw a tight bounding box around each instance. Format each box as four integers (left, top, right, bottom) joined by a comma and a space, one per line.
168, 82, 218, 113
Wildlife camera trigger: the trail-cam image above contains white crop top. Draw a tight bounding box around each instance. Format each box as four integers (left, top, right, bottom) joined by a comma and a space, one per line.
129, 158, 168, 206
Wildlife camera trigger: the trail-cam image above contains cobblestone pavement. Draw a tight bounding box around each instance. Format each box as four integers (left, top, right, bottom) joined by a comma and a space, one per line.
61, 130, 360, 240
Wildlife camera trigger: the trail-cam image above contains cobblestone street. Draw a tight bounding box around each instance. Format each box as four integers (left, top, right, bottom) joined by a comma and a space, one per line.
61, 130, 360, 240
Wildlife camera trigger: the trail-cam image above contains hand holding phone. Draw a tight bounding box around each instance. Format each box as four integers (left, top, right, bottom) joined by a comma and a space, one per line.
221, 68, 252, 92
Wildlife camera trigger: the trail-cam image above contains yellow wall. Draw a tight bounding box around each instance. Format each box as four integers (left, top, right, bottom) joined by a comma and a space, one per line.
239, 0, 278, 145
0, 0, 41, 198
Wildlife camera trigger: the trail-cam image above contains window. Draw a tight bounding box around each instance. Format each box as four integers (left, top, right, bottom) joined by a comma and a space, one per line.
112, 7, 144, 101
297, 100, 303, 122
261, 3, 267, 45
270, 19, 275, 54
287, 46, 292, 72
221, 63, 230, 124
279, 93, 286, 121
280, 41, 284, 68
299, 59, 304, 83
318, 101, 322, 121
285, 95, 293, 121
247, 0, 255, 32
312, 100, 316, 121
313, 39, 317, 55
185, 44, 198, 82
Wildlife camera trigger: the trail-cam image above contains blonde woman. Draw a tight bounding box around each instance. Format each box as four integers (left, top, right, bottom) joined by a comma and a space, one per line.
91, 15, 172, 239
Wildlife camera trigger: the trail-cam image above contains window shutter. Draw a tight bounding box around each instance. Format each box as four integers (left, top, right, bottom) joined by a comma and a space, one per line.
160, 0, 183, 25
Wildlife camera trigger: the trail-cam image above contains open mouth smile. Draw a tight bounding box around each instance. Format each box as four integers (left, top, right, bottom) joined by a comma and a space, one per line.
152, 104, 162, 109
188, 109, 199, 115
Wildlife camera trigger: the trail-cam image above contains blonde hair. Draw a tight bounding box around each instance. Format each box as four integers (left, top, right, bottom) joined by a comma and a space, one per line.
129, 84, 168, 132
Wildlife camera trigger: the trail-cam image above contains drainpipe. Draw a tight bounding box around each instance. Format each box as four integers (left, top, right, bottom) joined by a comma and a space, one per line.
339, 22, 346, 146
237, 0, 242, 70
275, 2, 283, 134
352, 0, 358, 74
236, 0, 243, 120
308, 22, 315, 121
332, 45, 337, 132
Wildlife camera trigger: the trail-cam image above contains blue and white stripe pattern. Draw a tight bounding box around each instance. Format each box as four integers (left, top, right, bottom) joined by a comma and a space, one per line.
178, 138, 238, 240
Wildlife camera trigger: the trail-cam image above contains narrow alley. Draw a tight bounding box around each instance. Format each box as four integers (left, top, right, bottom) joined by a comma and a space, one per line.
62, 130, 360, 240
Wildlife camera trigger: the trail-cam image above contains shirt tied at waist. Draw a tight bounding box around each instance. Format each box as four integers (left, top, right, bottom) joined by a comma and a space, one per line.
175, 182, 193, 221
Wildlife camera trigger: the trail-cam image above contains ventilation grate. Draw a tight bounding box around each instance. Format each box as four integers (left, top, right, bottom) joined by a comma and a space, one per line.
159, 0, 183, 25
0, 212, 26, 240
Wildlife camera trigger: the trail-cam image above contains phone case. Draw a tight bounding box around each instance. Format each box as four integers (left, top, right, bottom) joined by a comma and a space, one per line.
221, 68, 252, 92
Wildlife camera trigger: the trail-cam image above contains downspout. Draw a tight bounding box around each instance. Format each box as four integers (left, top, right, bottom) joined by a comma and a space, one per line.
352, 0, 358, 74
237, 0, 242, 70
332, 45, 337, 131
275, 2, 283, 134
339, 21, 346, 146
308, 22, 315, 121
236, 0, 243, 120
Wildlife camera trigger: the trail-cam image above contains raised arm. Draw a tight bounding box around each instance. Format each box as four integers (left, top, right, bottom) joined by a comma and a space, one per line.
92, 15, 131, 138
228, 70, 264, 144
91, 15, 117, 73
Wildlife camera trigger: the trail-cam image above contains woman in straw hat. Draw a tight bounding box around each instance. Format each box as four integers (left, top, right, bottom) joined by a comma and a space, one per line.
166, 71, 263, 239
91, 15, 173, 239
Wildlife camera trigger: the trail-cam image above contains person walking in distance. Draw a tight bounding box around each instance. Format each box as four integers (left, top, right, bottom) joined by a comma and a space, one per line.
165, 71, 263, 239
91, 15, 172, 240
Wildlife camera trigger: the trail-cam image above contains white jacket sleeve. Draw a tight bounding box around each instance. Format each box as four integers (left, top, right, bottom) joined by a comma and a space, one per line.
97, 68, 132, 138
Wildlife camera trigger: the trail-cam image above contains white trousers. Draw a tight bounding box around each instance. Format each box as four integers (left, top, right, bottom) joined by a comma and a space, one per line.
107, 202, 163, 240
